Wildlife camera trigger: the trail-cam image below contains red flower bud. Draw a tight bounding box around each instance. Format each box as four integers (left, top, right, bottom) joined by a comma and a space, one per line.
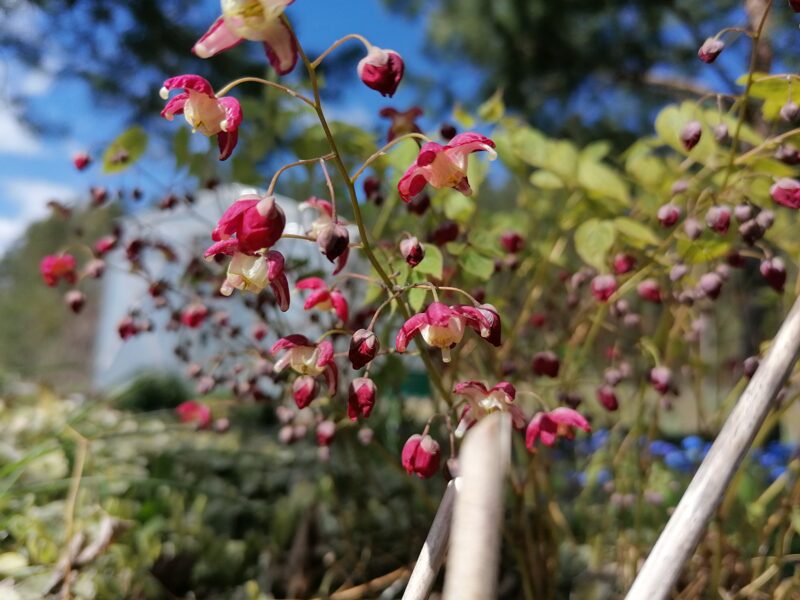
252, 323, 268, 341
734, 204, 753, 222
613, 253, 636, 275
637, 279, 662, 304
400, 236, 425, 267
770, 178, 800, 209
429, 219, 459, 246
590, 274, 617, 302
180, 303, 208, 328
73, 151, 91, 171
683, 218, 703, 240
697, 38, 725, 63
401, 434, 441, 478
657, 203, 682, 227
293, 375, 319, 409
64, 290, 86, 313
532, 351, 560, 378
348, 377, 377, 420
596, 385, 619, 411
743, 355, 760, 378
705, 205, 731, 233
698, 272, 723, 299
680, 121, 702, 151
316, 420, 336, 446
317, 222, 350, 262
358, 47, 404, 97
499, 231, 524, 254
791, 0, 800, 12
349, 328, 380, 369
117, 316, 140, 340
760, 257, 786, 292
406, 192, 431, 215
363, 175, 383, 204
650, 366, 673, 394
90, 186, 108, 206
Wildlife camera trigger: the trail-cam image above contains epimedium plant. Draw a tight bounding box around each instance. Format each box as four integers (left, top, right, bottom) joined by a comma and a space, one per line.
34, 0, 800, 596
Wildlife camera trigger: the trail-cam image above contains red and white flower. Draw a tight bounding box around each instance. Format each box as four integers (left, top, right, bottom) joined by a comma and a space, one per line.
296, 277, 349, 323
216, 250, 290, 310
176, 400, 212, 429
357, 46, 404, 97
525, 408, 591, 452
401, 434, 441, 478
397, 133, 496, 202
160, 74, 243, 160
395, 302, 501, 362
207, 194, 286, 255
40, 254, 77, 287
452, 380, 526, 436
348, 377, 377, 421
770, 178, 800, 209
349, 329, 380, 369
271, 335, 338, 399
192, 0, 298, 75
180, 303, 209, 328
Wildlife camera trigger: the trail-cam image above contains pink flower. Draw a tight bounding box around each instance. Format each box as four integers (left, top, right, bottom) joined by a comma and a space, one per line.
397, 133, 496, 202
657, 203, 682, 227
348, 377, 377, 421
760, 257, 786, 292
160, 74, 243, 160
500, 231, 524, 254
40, 254, 77, 287
452, 380, 526, 436
649, 366, 673, 394
680, 121, 702, 151
72, 151, 91, 171
637, 279, 662, 304
296, 277, 349, 323
176, 400, 212, 429
272, 335, 338, 398
590, 274, 617, 302
596, 385, 619, 411
531, 351, 560, 378
292, 375, 318, 409
395, 302, 501, 362
349, 329, 380, 369
400, 236, 425, 267
525, 408, 591, 452
180, 303, 209, 328
192, 0, 298, 75
770, 178, 800, 209
379, 106, 423, 142
613, 253, 636, 275
215, 251, 290, 310
358, 46, 404, 97
697, 38, 725, 63
705, 206, 731, 233
208, 194, 286, 255
401, 434, 441, 478
117, 316, 140, 340
94, 235, 118, 256
316, 420, 336, 446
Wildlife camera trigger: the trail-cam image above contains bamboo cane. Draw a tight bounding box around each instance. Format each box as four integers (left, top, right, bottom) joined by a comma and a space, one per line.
626, 295, 800, 600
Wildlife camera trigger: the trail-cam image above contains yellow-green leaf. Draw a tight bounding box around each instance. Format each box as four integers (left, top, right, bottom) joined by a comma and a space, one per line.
574, 219, 616, 270
103, 126, 148, 173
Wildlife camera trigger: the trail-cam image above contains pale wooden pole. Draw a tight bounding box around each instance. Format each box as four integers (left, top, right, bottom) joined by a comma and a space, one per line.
402, 478, 460, 600
443, 413, 512, 600
626, 295, 800, 600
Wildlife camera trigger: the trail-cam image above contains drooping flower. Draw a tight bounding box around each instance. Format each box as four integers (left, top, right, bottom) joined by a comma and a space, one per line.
395, 302, 501, 362
176, 400, 212, 429
348, 377, 377, 420
298, 198, 350, 274
705, 205, 731, 233
400, 236, 425, 267
40, 254, 77, 287
160, 74, 243, 160
637, 279, 662, 304
760, 257, 786, 292
770, 178, 800, 209
499, 231, 524, 254
64, 290, 86, 314
650, 366, 673, 394
532, 351, 560, 378
296, 277, 349, 323
272, 335, 338, 399
697, 38, 725, 63
208, 194, 286, 254
379, 106, 423, 142
349, 329, 380, 369
192, 0, 298, 75
590, 274, 617, 302
525, 408, 591, 451
680, 121, 702, 151
401, 434, 441, 478
397, 133, 496, 202
215, 250, 290, 310
358, 46, 404, 97
94, 235, 118, 256
72, 151, 91, 171
613, 253, 636, 275
596, 385, 619, 411
292, 375, 318, 409
452, 380, 526, 436
657, 203, 682, 227
180, 303, 209, 328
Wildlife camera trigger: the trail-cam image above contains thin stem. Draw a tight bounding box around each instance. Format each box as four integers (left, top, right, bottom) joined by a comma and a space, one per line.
311, 33, 372, 69
735, 125, 800, 164
214, 76, 316, 107
267, 154, 335, 196
350, 132, 431, 182
319, 158, 337, 220
61, 428, 89, 600
280, 233, 317, 242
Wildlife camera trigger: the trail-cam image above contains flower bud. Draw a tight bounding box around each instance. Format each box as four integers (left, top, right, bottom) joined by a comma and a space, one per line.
613, 253, 636, 275
657, 203, 682, 227
671, 180, 689, 195
117, 316, 139, 340
742, 355, 760, 378
698, 272, 723, 300
780, 100, 799, 122
705, 205, 731, 233
590, 274, 617, 302
650, 366, 673, 394
317, 222, 350, 262
532, 351, 560, 378
734, 204, 753, 222
64, 290, 86, 313
407, 192, 431, 215
670, 263, 688, 282
775, 144, 800, 165
252, 323, 268, 342
293, 375, 319, 409
713, 122, 729, 143
440, 123, 457, 140
429, 219, 459, 245
637, 279, 662, 303
180, 303, 208, 328
738, 219, 765, 246
401, 434, 441, 478
73, 151, 91, 171
697, 38, 725, 63
358, 46, 404, 97
760, 257, 786, 292
316, 420, 336, 446
500, 231, 524, 254
596, 385, 619, 411
348, 377, 377, 421
363, 175, 383, 205
349, 328, 380, 369
755, 209, 775, 229
680, 121, 702, 151
683, 217, 703, 240
604, 367, 623, 386
770, 178, 800, 209
400, 236, 425, 267
90, 186, 108, 206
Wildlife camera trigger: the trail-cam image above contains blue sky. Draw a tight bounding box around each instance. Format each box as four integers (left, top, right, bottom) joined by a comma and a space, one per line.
0, 0, 481, 255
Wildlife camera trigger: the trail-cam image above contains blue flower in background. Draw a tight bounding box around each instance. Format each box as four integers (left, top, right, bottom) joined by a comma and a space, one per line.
769, 466, 787, 482
664, 451, 693, 473
649, 440, 678, 457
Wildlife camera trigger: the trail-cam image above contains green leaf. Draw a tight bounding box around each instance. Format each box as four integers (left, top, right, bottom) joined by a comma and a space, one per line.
415, 244, 443, 279
574, 219, 616, 271
676, 238, 730, 264
614, 217, 660, 247
452, 103, 476, 128
544, 140, 579, 183
460, 249, 495, 280
477, 89, 505, 123
510, 127, 549, 167
103, 126, 148, 173
578, 157, 629, 206
654, 102, 717, 164
529, 170, 564, 189
738, 73, 792, 121
581, 141, 612, 161
442, 191, 476, 223
407, 287, 428, 312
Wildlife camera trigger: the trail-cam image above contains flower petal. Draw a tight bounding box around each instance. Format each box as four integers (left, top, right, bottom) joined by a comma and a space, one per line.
218, 96, 243, 131
395, 312, 428, 352
271, 334, 313, 354
161, 74, 214, 96
160, 93, 189, 120
304, 289, 331, 310
330, 291, 349, 323
270, 272, 291, 312
260, 17, 298, 75
296, 276, 327, 290
193, 16, 243, 58
217, 129, 239, 161
203, 238, 240, 258
397, 165, 429, 202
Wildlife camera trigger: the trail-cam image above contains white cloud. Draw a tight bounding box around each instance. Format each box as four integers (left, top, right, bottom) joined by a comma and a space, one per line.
0, 178, 75, 255
0, 109, 43, 156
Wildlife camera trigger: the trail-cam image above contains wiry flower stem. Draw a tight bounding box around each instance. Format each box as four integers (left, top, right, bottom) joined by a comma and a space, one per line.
214, 76, 316, 107
266, 154, 335, 196
311, 33, 372, 69
351, 132, 431, 182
